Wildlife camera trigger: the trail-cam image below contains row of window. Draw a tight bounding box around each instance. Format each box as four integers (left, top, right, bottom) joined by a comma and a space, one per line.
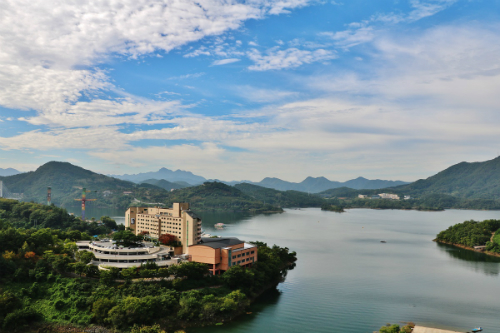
232, 258, 252, 265
232, 250, 255, 259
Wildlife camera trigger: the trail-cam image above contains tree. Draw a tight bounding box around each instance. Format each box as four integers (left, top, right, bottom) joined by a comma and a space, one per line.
76, 250, 95, 264
112, 230, 142, 247
92, 298, 116, 324
222, 265, 255, 291
169, 262, 208, 280
101, 216, 118, 230
379, 324, 400, 333
159, 233, 176, 246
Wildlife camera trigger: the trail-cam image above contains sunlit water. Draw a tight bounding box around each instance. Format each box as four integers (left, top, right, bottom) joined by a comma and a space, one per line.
75, 207, 500, 332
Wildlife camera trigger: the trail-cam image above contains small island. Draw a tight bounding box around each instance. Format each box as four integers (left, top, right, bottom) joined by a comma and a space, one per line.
321, 203, 345, 213
435, 219, 500, 256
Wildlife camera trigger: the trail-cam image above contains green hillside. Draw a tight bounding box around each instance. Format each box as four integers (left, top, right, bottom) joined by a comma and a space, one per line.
141, 178, 189, 191
0, 162, 135, 207
158, 182, 282, 213
0, 162, 281, 213
234, 183, 325, 208
394, 156, 500, 199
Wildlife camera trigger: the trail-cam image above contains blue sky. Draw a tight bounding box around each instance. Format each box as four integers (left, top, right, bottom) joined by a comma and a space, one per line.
1, 0, 500, 182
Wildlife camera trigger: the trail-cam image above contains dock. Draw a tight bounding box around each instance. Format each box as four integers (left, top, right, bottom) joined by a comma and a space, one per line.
413, 326, 464, 333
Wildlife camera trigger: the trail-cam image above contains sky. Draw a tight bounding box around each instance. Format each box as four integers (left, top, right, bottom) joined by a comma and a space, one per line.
1, 0, 500, 182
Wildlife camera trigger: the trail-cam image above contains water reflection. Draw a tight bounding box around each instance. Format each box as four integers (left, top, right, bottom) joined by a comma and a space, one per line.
436, 242, 500, 275
189, 288, 283, 333
197, 211, 253, 231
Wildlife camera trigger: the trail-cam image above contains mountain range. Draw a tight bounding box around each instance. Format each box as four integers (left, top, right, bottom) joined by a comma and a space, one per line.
111, 168, 206, 185
3, 156, 500, 212
111, 168, 408, 193
245, 176, 408, 193
0, 168, 21, 177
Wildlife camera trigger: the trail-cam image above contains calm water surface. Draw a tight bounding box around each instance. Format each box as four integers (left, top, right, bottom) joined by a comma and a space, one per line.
193, 209, 500, 333
64, 205, 126, 225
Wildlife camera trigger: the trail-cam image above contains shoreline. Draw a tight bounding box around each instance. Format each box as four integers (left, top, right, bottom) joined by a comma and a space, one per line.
434, 239, 500, 258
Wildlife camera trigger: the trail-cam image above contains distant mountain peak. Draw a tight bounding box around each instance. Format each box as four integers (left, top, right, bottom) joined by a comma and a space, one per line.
0, 167, 21, 177
111, 167, 206, 184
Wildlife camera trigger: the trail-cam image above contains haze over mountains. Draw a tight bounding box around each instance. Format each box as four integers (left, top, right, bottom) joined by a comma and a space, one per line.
0, 168, 21, 177
111, 168, 206, 185
111, 168, 408, 193
2, 156, 500, 211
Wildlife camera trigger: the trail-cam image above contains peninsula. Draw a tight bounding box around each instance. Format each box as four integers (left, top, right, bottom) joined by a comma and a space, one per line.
435, 219, 500, 257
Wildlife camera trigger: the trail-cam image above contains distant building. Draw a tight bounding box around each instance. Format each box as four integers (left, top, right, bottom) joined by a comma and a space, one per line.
125, 203, 202, 253
123, 191, 133, 195
378, 193, 400, 200
404, 195, 411, 200
371, 195, 381, 199
358, 194, 368, 199
188, 237, 257, 275
103, 190, 112, 197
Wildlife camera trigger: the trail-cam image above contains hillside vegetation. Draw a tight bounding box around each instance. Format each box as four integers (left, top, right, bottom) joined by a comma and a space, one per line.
234, 183, 325, 207
0, 162, 135, 207
393, 156, 500, 199
0, 162, 282, 213
141, 179, 189, 191
0, 200, 296, 332
436, 219, 500, 248
161, 182, 282, 213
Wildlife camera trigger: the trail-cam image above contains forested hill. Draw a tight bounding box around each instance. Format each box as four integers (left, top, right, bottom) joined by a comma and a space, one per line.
160, 182, 282, 213
0, 162, 135, 206
393, 156, 500, 199
234, 183, 325, 207
0, 162, 283, 213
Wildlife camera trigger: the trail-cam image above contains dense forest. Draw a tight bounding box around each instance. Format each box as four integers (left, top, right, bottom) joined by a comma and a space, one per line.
436, 219, 500, 253
0, 199, 297, 332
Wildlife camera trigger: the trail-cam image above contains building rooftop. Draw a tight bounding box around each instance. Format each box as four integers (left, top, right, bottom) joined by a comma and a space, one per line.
197, 237, 244, 249
185, 210, 200, 219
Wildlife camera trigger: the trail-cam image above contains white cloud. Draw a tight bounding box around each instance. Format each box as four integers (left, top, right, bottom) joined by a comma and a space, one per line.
247, 48, 337, 71
322, 0, 458, 49
234, 86, 298, 103
0, 0, 315, 122
211, 58, 241, 66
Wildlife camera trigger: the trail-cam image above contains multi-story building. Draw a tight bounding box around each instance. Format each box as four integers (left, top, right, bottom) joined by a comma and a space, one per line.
125, 203, 202, 253
378, 193, 400, 200
188, 237, 258, 275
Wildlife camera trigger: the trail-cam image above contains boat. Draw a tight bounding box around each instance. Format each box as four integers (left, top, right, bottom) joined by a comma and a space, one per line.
214, 223, 225, 229
380, 240, 387, 243
471, 328, 482, 332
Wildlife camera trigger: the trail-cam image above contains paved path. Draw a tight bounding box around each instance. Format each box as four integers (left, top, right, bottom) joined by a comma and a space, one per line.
413, 326, 465, 333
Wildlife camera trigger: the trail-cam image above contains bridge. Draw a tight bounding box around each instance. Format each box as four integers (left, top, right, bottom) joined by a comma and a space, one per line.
0, 180, 24, 200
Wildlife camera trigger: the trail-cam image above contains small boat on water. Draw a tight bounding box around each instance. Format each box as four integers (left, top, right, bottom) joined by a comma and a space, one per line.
214, 223, 225, 229
380, 240, 387, 243
471, 328, 482, 332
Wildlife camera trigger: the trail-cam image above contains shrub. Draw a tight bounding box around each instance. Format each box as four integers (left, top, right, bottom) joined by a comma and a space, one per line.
2, 308, 42, 331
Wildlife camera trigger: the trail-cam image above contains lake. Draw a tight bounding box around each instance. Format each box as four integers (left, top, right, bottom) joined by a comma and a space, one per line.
192, 208, 500, 333
74, 207, 500, 332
